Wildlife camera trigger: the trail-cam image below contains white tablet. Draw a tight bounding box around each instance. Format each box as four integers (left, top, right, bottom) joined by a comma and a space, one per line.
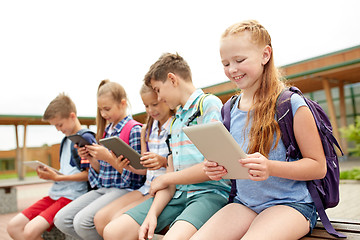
24, 160, 63, 175
183, 121, 249, 179
99, 136, 146, 169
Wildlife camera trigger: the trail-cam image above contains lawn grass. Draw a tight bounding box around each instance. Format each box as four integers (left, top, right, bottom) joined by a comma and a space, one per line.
0, 171, 38, 180
340, 168, 360, 180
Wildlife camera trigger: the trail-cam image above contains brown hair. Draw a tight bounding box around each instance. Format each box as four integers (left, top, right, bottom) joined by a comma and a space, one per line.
140, 84, 175, 142
222, 20, 286, 157
144, 52, 192, 87
96, 79, 128, 141
43, 93, 77, 121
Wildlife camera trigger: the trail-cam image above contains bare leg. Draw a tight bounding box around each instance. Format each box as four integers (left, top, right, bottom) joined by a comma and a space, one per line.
111, 194, 151, 220
163, 220, 197, 240
242, 205, 310, 240
103, 214, 141, 240
190, 203, 257, 240
94, 190, 144, 236
23, 216, 50, 240
7, 213, 29, 240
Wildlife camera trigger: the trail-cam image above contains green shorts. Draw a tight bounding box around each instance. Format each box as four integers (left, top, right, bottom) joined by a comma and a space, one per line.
125, 191, 227, 232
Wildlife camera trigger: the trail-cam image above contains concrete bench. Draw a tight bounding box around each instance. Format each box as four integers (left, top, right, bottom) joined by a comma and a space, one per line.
41, 226, 77, 240
153, 219, 360, 239
0, 178, 48, 214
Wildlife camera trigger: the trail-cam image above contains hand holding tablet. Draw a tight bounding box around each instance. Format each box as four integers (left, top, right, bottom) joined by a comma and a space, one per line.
24, 160, 63, 175
99, 136, 146, 169
183, 121, 249, 179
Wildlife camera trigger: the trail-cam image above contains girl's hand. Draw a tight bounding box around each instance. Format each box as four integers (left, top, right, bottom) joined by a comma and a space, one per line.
239, 152, 270, 181
138, 213, 157, 240
203, 159, 227, 181
85, 144, 112, 162
110, 153, 130, 174
140, 152, 167, 170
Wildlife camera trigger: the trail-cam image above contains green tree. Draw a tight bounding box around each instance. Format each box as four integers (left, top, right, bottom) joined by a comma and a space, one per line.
340, 116, 360, 156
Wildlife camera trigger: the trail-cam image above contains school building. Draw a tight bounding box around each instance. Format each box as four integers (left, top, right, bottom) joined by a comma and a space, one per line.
1, 45, 360, 180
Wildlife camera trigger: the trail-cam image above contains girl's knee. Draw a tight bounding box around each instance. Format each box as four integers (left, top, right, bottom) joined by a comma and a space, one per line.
103, 215, 139, 240
94, 211, 106, 236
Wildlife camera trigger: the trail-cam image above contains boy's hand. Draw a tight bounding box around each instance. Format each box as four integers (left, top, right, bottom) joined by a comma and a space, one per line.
76, 145, 94, 160
138, 214, 157, 240
36, 166, 58, 181
203, 159, 227, 181
140, 152, 167, 170
149, 174, 168, 196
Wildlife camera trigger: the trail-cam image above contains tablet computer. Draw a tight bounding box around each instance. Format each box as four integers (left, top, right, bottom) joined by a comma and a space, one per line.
24, 160, 63, 175
68, 134, 92, 147
99, 136, 145, 169
183, 121, 249, 179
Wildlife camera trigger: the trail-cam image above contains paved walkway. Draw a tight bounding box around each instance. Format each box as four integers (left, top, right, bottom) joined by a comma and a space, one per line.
0, 161, 359, 239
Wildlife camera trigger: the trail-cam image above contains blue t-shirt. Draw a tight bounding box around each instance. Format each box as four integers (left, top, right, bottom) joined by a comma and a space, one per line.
230, 93, 313, 213
49, 138, 88, 200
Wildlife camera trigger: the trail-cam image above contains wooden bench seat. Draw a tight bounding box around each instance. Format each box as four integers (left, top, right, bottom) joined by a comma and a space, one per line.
153, 219, 360, 240
302, 219, 360, 240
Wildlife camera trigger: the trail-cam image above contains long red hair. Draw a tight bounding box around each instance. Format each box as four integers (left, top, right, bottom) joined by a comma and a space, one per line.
222, 20, 287, 157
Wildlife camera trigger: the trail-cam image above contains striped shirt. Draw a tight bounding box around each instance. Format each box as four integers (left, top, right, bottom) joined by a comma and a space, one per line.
170, 89, 231, 200
88, 115, 145, 189
137, 116, 174, 195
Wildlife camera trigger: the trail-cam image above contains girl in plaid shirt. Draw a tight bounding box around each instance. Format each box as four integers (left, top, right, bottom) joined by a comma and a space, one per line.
94, 84, 175, 237
54, 80, 144, 240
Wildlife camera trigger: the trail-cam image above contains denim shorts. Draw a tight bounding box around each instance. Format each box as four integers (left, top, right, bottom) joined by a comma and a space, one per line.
234, 199, 318, 233
282, 202, 318, 232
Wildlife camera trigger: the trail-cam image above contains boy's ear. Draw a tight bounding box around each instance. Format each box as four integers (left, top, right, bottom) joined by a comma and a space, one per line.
261, 45, 272, 65
69, 112, 77, 119
167, 72, 179, 87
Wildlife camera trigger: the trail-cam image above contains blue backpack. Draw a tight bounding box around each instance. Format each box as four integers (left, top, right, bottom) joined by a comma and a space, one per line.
221, 86, 346, 238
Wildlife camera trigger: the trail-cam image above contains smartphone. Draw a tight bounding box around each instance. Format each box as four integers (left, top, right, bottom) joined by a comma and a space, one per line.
67, 134, 92, 147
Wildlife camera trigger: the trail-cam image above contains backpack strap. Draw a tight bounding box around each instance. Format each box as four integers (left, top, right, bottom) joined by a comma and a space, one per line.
184, 93, 212, 126
119, 119, 142, 144
166, 93, 211, 155
220, 95, 239, 203
221, 95, 239, 131
165, 117, 177, 155
276, 88, 301, 161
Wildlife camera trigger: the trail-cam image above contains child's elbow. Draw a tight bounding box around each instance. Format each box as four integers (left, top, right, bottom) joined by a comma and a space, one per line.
317, 159, 327, 179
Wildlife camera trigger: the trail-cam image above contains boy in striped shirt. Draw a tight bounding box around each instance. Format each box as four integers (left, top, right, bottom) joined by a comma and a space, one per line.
103, 53, 231, 240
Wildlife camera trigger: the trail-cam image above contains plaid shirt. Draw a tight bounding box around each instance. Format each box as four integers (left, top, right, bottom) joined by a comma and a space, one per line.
88, 115, 145, 189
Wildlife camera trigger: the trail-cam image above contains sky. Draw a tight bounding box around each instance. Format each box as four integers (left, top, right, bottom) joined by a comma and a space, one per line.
1, 0, 360, 150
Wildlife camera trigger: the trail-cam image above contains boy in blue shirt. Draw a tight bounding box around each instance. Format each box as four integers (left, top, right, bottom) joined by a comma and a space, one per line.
7, 93, 96, 240
102, 53, 231, 240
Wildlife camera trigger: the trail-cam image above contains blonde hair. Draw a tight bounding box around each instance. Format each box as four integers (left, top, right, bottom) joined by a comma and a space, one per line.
96, 79, 128, 141
43, 93, 76, 121
140, 84, 175, 142
222, 20, 286, 157
144, 52, 192, 87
